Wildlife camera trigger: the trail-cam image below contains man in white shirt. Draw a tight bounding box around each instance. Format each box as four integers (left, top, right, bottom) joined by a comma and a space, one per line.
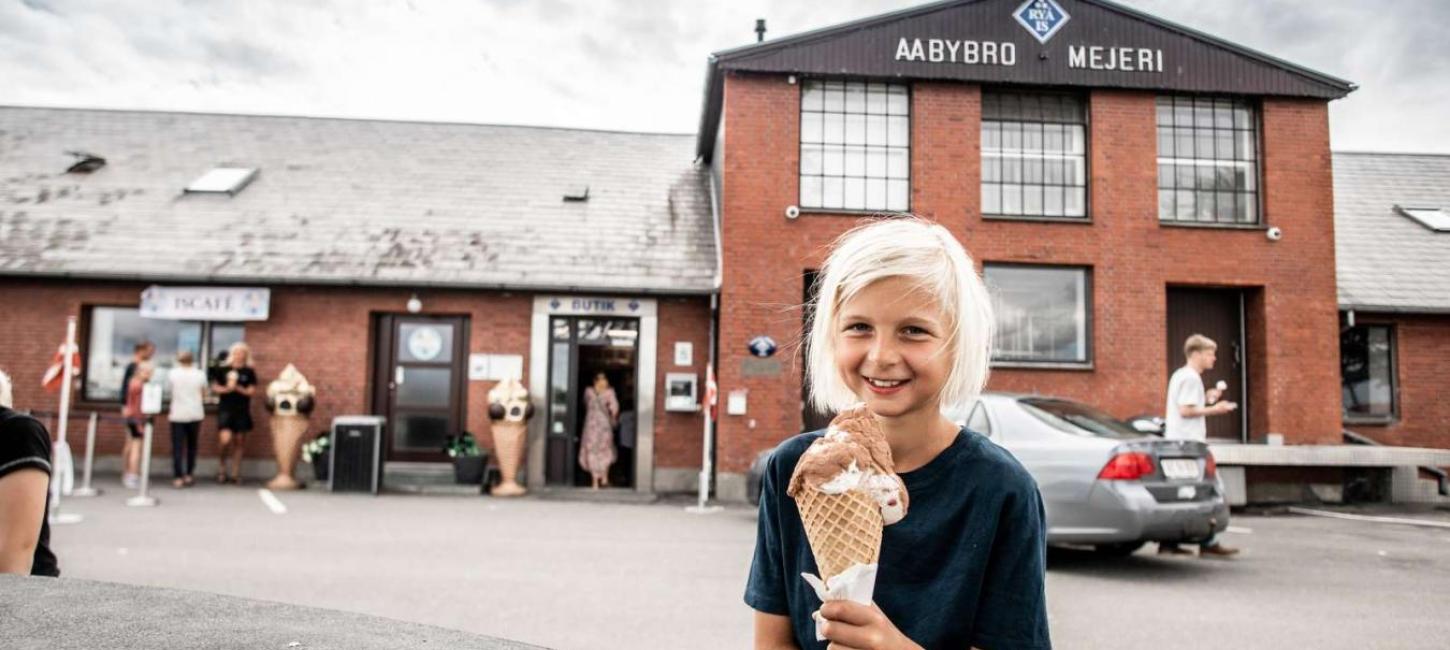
1160, 334, 1239, 558
166, 351, 208, 488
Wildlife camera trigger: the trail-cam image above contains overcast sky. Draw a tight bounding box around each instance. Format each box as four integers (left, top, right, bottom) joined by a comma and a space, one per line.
3, 0, 1447, 153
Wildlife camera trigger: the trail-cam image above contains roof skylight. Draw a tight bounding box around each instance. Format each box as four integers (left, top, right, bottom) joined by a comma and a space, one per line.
1395, 205, 1450, 233
185, 167, 258, 195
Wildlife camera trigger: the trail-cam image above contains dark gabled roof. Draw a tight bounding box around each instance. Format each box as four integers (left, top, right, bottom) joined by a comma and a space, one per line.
697, 0, 1355, 159
0, 106, 717, 294
1333, 152, 1450, 314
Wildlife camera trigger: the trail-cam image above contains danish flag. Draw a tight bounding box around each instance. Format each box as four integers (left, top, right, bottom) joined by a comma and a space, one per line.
42, 342, 80, 393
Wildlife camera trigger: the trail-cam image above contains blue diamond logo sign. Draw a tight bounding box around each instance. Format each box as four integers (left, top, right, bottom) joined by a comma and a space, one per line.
1013, 0, 1070, 44
748, 336, 778, 358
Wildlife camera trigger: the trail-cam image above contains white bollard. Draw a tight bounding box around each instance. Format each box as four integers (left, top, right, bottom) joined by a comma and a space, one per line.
126, 419, 159, 507
71, 412, 102, 497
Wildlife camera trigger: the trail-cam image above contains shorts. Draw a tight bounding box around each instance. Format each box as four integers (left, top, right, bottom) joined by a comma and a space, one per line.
126, 418, 145, 438
217, 410, 254, 434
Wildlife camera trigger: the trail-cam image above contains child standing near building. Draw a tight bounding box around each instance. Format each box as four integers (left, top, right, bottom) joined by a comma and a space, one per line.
746, 217, 1050, 649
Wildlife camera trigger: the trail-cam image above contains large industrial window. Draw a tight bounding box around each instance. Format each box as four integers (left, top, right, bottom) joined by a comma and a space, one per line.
83, 306, 245, 402
983, 265, 1091, 365
1340, 324, 1396, 420
981, 90, 1087, 219
1156, 96, 1260, 224
799, 80, 910, 211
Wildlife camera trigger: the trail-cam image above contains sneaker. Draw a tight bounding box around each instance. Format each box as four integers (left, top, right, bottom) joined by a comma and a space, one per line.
122, 474, 139, 489
1200, 544, 1241, 559
1158, 544, 1194, 556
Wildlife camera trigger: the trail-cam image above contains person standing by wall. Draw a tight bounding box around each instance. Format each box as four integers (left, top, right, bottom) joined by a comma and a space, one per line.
211, 343, 256, 485
121, 362, 153, 489
167, 350, 206, 488
1161, 334, 1240, 558
0, 369, 61, 577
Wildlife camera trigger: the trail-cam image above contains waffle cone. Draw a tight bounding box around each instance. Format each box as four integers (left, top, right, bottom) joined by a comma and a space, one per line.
492, 422, 527, 485
796, 487, 883, 583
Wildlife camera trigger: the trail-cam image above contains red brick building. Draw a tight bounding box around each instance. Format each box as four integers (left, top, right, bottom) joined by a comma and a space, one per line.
694, 0, 1358, 500
0, 110, 717, 494
8, 1, 1440, 503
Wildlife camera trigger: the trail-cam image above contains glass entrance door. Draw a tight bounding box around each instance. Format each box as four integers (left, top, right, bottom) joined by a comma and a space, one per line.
373, 314, 468, 461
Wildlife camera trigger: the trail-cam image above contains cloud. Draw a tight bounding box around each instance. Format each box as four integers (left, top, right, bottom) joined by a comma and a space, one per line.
0, 0, 1446, 152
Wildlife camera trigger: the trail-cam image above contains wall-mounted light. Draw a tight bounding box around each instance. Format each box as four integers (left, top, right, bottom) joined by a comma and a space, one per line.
406, 294, 423, 314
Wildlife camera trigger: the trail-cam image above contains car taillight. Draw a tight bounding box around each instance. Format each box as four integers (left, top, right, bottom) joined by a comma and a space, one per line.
1097, 452, 1156, 480
1204, 453, 1217, 479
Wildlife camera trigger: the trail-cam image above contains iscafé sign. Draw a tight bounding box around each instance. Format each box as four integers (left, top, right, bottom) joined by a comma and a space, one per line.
140, 285, 271, 321
893, 0, 1165, 74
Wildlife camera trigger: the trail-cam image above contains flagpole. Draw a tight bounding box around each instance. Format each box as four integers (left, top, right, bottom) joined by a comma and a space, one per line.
51, 316, 83, 525
688, 295, 720, 514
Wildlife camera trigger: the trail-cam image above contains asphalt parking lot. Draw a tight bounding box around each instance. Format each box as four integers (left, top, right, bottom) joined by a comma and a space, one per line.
43, 479, 1450, 649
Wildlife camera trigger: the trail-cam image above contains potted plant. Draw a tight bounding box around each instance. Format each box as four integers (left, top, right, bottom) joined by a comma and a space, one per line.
301, 434, 331, 483
444, 432, 487, 484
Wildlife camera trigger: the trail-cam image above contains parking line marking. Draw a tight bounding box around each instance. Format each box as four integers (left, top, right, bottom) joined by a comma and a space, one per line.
1226, 526, 1253, 534
258, 489, 287, 515
1288, 506, 1450, 530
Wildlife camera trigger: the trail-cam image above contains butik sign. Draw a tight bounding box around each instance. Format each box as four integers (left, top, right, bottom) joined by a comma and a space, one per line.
140, 286, 270, 321
893, 0, 1163, 74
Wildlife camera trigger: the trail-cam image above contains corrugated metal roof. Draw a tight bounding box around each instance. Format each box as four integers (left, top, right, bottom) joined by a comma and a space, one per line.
1333, 152, 1450, 314
0, 106, 717, 294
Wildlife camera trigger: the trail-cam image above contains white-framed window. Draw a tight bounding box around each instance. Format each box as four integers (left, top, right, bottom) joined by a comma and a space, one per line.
981, 90, 1087, 219
799, 80, 910, 211
83, 306, 245, 402
1156, 95, 1260, 224
983, 265, 1091, 365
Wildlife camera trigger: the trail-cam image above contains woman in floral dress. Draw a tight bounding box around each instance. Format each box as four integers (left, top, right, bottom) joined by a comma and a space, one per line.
579, 372, 619, 489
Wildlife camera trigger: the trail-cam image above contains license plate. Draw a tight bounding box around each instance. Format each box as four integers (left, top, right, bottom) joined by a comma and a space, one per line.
1161, 458, 1201, 480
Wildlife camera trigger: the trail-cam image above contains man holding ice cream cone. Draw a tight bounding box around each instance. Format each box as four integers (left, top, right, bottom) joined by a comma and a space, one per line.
1160, 334, 1240, 558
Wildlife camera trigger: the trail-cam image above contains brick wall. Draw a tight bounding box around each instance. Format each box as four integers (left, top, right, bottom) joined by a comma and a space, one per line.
0, 277, 710, 474
714, 72, 1344, 474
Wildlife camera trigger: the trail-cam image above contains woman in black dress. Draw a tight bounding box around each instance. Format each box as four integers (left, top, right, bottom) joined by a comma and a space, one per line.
212, 343, 257, 484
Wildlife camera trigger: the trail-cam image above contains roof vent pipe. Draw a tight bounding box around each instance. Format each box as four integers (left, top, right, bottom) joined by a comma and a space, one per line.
755, 19, 766, 43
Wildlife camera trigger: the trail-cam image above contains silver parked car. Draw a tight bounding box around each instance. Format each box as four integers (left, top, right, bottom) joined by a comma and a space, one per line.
955, 392, 1229, 556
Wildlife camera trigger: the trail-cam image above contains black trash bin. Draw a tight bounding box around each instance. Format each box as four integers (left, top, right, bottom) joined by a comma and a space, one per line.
330, 416, 384, 494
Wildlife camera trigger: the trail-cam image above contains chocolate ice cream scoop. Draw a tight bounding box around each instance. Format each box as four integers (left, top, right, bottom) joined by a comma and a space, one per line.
788, 405, 909, 524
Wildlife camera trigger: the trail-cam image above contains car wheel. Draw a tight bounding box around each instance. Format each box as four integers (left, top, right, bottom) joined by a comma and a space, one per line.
1093, 541, 1146, 557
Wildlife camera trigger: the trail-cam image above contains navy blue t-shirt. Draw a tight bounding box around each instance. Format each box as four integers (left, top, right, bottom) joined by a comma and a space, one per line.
745, 428, 1050, 649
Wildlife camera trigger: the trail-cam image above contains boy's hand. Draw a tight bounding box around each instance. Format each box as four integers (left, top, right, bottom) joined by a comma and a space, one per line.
818, 601, 922, 650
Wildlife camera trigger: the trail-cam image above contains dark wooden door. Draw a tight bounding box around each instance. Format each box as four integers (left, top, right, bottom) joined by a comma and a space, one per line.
372, 314, 468, 461
1166, 288, 1246, 442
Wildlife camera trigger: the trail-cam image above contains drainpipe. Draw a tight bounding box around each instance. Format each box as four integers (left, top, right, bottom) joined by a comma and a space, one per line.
693, 156, 725, 507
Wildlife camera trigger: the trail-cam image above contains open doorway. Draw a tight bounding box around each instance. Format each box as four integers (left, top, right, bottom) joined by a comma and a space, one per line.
544, 317, 639, 488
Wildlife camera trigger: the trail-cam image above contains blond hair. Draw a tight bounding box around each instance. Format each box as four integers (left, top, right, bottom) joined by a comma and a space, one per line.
0, 368, 12, 408
806, 216, 994, 413
1184, 334, 1217, 359
226, 342, 252, 367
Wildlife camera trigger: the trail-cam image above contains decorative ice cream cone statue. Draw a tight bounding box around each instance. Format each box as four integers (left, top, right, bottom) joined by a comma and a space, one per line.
788, 405, 909, 641
487, 377, 533, 496
265, 364, 316, 491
